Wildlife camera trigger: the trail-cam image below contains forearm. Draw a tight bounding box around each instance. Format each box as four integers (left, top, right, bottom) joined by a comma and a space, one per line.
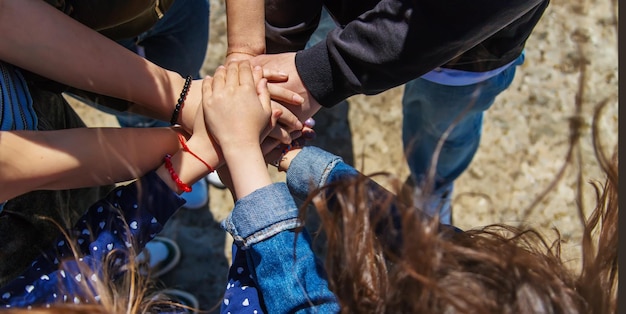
222, 144, 272, 199
221, 183, 338, 313
0, 0, 186, 121
296, 0, 544, 107
154, 134, 223, 194
225, 0, 266, 56
249, 230, 339, 314
0, 127, 180, 201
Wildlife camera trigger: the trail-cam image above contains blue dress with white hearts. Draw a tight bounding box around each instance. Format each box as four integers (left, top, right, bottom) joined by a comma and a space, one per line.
0, 171, 185, 309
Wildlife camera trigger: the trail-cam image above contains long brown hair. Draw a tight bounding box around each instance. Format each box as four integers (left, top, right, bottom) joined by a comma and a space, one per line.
302, 119, 617, 313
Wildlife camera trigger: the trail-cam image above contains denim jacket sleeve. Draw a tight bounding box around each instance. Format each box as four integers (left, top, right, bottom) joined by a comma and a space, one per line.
221, 182, 339, 313
286, 146, 359, 200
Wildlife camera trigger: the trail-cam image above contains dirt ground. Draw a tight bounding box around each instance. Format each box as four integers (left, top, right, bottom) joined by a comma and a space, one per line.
69, 0, 618, 310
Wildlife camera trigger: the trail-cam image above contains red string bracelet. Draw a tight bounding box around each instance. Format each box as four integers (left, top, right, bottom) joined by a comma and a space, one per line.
164, 154, 192, 193
177, 134, 215, 172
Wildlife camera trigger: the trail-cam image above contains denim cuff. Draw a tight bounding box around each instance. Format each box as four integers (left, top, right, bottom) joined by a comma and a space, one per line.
285, 146, 344, 201
222, 183, 301, 248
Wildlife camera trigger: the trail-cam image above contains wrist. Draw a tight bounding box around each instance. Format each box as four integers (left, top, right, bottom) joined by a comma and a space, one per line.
169, 75, 192, 126
220, 140, 261, 156
177, 78, 202, 134
184, 135, 221, 171
226, 43, 265, 57
278, 148, 302, 172
222, 146, 272, 199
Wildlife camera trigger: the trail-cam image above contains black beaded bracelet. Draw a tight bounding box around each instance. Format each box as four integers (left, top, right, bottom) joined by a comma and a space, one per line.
170, 75, 192, 125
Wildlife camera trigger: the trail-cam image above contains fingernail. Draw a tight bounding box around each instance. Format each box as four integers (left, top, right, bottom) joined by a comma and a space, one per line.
304, 117, 316, 128
292, 94, 305, 104
303, 130, 316, 140
294, 120, 303, 130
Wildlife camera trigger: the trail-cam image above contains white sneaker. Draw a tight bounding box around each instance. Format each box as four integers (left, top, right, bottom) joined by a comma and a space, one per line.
413, 183, 453, 225
206, 171, 226, 189
136, 237, 181, 278
181, 179, 209, 209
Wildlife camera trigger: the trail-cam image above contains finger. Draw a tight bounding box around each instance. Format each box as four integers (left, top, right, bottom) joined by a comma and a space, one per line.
262, 108, 282, 139
238, 60, 254, 87
201, 75, 214, 102
270, 108, 282, 129
212, 65, 226, 91
267, 126, 298, 144
304, 117, 316, 128
257, 78, 271, 112
262, 68, 288, 82
225, 61, 240, 86
252, 65, 263, 86
301, 126, 316, 141
268, 84, 305, 105
271, 101, 303, 131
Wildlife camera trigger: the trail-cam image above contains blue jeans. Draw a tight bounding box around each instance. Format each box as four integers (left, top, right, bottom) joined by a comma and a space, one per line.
113, 0, 210, 128
402, 54, 524, 222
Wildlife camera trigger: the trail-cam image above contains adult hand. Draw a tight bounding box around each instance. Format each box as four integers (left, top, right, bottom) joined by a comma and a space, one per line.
263, 118, 316, 168
261, 67, 305, 144
249, 52, 323, 122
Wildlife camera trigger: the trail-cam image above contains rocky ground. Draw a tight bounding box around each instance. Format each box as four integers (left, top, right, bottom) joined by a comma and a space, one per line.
70, 0, 618, 310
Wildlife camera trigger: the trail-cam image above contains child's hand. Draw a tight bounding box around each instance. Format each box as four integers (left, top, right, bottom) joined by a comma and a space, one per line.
201, 61, 276, 199
202, 61, 274, 150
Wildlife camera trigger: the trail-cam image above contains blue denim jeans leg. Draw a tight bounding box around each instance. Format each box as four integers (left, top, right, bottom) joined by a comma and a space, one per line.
115, 0, 210, 128
402, 54, 524, 223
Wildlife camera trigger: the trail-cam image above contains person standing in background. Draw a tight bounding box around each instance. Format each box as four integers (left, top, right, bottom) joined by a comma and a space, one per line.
225, 0, 549, 224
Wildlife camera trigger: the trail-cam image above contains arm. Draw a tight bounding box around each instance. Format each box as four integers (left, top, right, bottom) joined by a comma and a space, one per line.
198, 61, 338, 313
0, 127, 179, 202
298, 0, 547, 106
223, 184, 340, 314
253, 0, 546, 112
0, 0, 200, 130
225, 0, 266, 62
0, 93, 222, 202
0, 75, 233, 306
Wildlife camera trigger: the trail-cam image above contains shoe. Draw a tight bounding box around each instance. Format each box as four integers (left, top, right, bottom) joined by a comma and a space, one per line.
137, 237, 181, 278
157, 289, 200, 313
206, 171, 227, 189
412, 182, 454, 225
181, 179, 209, 209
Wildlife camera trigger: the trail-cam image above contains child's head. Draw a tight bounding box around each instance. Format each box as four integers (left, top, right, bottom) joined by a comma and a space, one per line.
306, 154, 617, 314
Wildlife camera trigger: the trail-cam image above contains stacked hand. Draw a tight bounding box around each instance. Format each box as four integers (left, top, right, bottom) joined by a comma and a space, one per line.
175, 60, 313, 199
196, 61, 275, 199
249, 52, 323, 122
181, 58, 305, 147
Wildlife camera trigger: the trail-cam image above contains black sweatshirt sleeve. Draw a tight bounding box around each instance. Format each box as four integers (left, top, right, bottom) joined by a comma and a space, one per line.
295, 0, 547, 107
